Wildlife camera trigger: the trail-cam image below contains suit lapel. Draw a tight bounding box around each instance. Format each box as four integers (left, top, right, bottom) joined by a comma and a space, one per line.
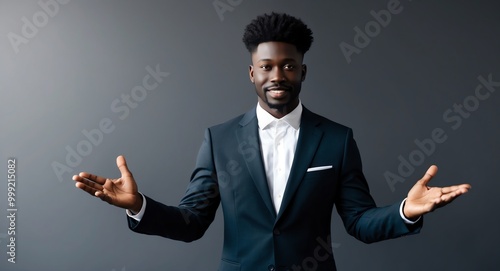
276, 107, 323, 221
236, 108, 277, 219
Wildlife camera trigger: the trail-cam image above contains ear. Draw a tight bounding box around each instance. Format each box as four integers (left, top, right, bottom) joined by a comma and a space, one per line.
249, 65, 254, 83
301, 64, 307, 82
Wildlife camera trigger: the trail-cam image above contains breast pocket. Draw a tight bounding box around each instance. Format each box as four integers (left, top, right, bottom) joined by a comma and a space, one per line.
303, 166, 335, 182
301, 167, 337, 206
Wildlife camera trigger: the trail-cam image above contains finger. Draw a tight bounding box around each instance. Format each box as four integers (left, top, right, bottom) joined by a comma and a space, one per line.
95, 190, 110, 202
441, 184, 471, 194
73, 175, 104, 190
418, 165, 438, 186
438, 190, 466, 205
74, 178, 102, 197
435, 186, 471, 206
116, 155, 133, 178
77, 172, 108, 185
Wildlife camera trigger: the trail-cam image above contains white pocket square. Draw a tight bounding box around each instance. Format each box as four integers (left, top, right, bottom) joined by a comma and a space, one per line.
306, 165, 333, 172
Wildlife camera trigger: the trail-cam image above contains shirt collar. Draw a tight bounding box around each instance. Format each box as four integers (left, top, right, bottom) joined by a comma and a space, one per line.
256, 100, 302, 130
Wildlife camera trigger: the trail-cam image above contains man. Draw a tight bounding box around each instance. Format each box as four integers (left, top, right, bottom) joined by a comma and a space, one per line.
73, 12, 470, 271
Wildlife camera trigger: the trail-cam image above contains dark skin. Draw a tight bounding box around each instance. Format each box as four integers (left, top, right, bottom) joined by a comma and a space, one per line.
249, 42, 307, 118
73, 41, 471, 220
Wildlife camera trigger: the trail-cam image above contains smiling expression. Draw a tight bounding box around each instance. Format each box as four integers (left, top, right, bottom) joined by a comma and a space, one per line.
249, 41, 307, 118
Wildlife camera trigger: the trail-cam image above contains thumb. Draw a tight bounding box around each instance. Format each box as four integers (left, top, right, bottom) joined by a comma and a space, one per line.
116, 155, 133, 178
418, 165, 438, 186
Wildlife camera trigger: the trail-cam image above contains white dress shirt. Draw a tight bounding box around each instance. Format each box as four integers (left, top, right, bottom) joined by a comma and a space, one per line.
256, 101, 302, 213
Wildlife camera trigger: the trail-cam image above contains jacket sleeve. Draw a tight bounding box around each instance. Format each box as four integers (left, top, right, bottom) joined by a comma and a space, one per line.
335, 128, 422, 244
127, 128, 220, 242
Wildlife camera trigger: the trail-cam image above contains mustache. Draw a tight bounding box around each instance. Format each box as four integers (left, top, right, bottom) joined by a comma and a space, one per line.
264, 84, 292, 91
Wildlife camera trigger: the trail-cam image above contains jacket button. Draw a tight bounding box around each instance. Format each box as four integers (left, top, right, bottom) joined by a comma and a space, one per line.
268, 264, 275, 271
273, 229, 281, 235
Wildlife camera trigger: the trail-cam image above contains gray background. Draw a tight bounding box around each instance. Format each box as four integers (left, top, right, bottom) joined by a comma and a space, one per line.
1, 0, 499, 270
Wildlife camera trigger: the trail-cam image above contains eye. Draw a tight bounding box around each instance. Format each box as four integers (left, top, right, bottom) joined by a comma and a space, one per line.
284, 64, 295, 70
260, 64, 271, 70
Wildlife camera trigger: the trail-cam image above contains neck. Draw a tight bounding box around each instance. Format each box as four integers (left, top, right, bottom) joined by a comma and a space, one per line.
258, 99, 299, 119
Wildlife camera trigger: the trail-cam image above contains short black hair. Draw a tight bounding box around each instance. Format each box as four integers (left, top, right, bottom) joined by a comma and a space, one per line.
242, 12, 314, 55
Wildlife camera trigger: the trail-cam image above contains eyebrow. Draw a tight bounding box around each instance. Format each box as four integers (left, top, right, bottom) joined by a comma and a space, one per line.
257, 58, 298, 63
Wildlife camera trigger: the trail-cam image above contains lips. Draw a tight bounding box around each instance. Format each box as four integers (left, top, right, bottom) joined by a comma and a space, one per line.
268, 89, 287, 99
265, 84, 292, 99
267, 86, 290, 91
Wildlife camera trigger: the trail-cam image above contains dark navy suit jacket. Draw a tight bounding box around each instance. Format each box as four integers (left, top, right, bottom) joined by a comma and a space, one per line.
128, 106, 422, 271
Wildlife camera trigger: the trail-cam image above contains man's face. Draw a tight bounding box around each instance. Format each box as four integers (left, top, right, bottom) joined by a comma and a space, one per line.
249, 41, 307, 118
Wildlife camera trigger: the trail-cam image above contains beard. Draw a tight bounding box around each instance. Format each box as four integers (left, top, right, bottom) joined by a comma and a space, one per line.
262, 83, 301, 112
266, 99, 287, 110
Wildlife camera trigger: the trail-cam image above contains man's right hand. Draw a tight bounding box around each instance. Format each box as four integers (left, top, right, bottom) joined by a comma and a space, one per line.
73, 155, 143, 213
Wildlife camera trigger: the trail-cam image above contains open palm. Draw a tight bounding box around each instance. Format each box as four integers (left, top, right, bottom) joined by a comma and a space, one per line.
73, 155, 141, 210
403, 165, 471, 220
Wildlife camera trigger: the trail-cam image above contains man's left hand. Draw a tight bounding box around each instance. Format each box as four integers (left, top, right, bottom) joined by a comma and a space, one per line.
403, 165, 471, 220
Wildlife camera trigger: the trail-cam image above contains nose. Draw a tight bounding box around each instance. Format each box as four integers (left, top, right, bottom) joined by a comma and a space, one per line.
270, 67, 286, 83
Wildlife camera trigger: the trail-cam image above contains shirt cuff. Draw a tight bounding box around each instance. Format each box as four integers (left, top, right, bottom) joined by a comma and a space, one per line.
125, 192, 146, 221
399, 198, 421, 224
